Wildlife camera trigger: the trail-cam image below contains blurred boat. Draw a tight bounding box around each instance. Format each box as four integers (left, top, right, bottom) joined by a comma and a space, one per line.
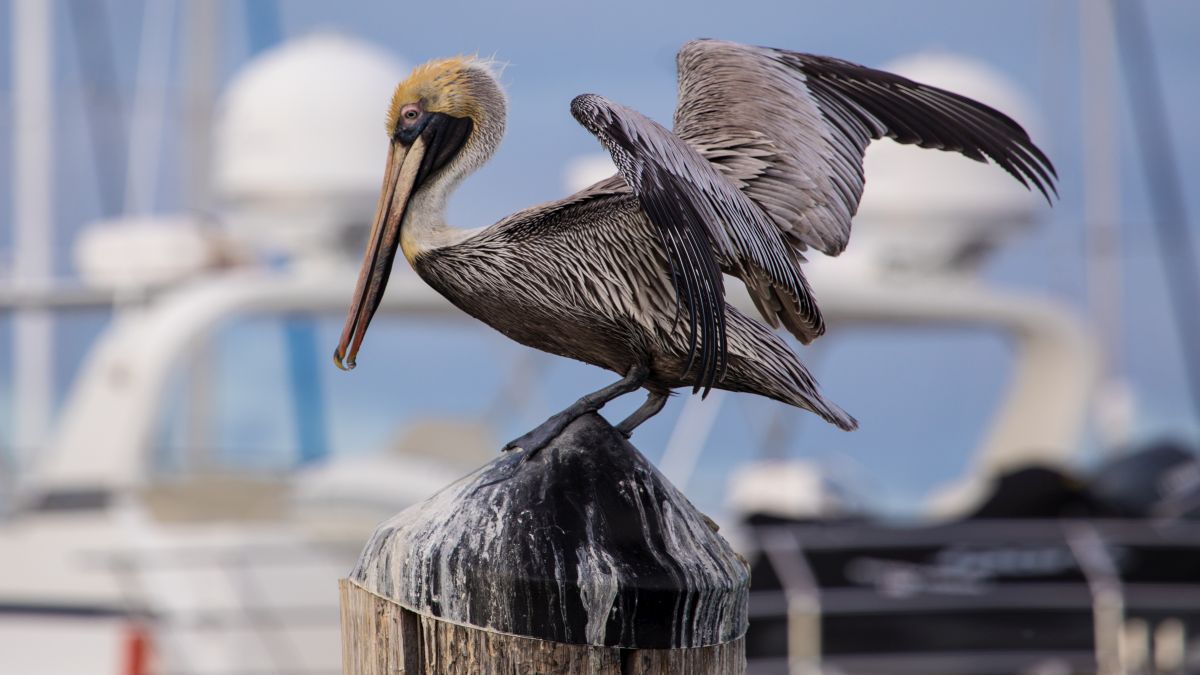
740, 447, 1200, 675
0, 267, 495, 674
725, 51, 1199, 675
0, 29, 494, 675
0, 232, 1100, 675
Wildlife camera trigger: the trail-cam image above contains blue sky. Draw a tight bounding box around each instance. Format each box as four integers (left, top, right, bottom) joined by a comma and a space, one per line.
2, 1, 1200, 515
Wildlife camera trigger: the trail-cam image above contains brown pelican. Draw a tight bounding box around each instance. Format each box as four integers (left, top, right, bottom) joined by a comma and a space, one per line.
334, 40, 1056, 455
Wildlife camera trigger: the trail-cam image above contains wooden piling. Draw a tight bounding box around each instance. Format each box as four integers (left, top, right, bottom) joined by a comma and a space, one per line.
339, 412, 749, 674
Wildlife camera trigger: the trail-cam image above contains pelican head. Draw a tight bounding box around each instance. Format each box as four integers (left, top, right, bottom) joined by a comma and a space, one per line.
334, 56, 506, 370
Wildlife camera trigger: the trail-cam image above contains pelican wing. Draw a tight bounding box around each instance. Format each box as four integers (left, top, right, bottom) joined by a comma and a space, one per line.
673, 39, 1057, 257
567, 42, 1058, 393
571, 93, 822, 395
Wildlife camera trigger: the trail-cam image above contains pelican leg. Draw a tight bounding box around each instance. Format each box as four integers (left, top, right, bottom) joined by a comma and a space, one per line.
615, 391, 669, 438
505, 364, 649, 457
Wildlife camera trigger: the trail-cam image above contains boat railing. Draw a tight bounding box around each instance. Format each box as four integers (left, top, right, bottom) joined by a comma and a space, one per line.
746, 518, 1199, 675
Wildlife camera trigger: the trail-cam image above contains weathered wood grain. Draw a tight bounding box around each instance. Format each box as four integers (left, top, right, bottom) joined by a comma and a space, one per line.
341, 579, 746, 674
620, 637, 746, 674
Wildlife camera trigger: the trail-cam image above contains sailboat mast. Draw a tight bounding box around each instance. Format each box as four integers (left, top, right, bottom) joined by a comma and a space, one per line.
1080, 0, 1130, 448
11, 0, 55, 466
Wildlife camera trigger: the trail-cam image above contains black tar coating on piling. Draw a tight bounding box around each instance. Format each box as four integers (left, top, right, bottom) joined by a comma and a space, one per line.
350, 413, 748, 649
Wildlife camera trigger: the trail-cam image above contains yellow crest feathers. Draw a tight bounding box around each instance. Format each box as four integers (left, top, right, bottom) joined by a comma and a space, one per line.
386, 55, 501, 133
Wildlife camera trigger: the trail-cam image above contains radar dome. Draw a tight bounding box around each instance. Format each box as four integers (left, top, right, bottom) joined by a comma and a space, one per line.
213, 33, 407, 261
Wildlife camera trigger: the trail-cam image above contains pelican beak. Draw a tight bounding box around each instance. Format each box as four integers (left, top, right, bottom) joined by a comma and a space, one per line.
333, 138, 427, 371
333, 112, 473, 371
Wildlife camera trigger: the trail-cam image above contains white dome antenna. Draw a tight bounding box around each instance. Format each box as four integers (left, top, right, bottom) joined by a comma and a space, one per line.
213, 32, 407, 264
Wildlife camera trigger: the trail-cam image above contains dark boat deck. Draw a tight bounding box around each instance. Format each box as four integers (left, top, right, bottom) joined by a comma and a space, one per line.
745, 519, 1200, 674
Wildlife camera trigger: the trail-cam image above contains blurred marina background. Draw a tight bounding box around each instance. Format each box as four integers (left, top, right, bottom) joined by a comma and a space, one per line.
1, 1, 1199, 673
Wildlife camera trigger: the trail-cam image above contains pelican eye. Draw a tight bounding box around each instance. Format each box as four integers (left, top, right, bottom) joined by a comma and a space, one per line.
400, 104, 423, 124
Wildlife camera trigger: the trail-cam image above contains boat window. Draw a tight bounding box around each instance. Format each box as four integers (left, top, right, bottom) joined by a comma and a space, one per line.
28, 488, 112, 512
150, 315, 519, 477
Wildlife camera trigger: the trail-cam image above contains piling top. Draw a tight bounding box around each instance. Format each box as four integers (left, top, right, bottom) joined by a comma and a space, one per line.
350, 413, 749, 649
